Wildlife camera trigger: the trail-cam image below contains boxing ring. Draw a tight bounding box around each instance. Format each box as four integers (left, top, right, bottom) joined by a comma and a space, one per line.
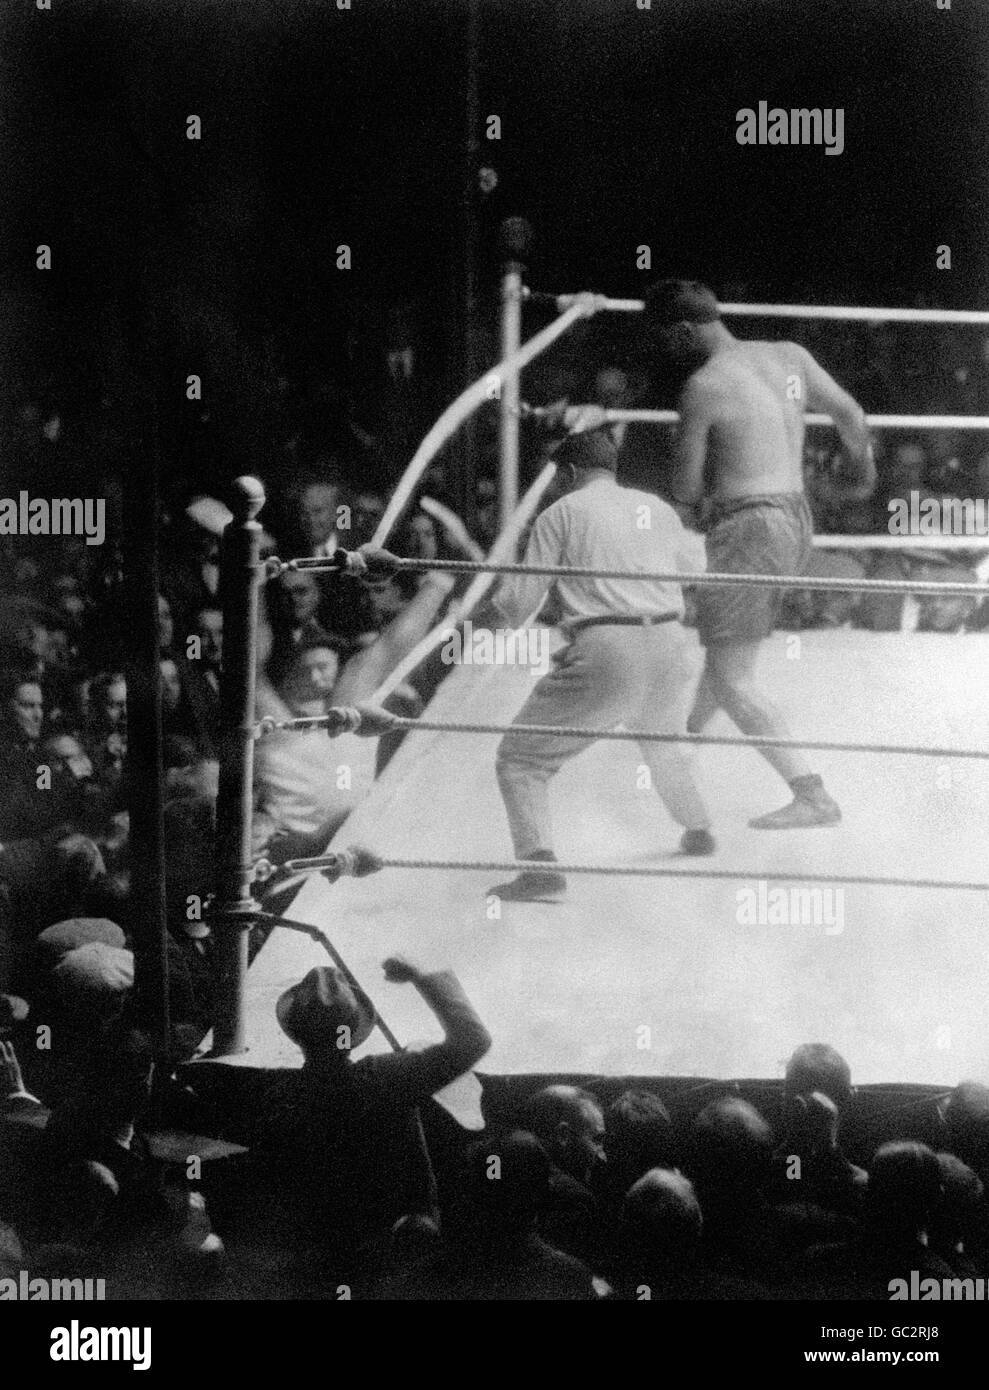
204, 282, 989, 1119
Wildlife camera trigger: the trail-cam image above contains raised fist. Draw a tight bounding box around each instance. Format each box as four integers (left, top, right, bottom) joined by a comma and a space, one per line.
382, 955, 421, 984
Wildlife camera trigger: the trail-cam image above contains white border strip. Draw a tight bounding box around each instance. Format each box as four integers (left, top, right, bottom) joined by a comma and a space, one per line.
813, 535, 989, 552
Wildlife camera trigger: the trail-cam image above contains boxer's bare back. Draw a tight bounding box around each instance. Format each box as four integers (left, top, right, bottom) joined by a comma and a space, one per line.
674, 336, 872, 504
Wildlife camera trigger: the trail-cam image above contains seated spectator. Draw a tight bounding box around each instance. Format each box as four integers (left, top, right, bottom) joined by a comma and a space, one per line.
162, 734, 218, 802
783, 551, 865, 630
391, 1130, 598, 1300
38, 1026, 157, 1245
929, 1152, 987, 1276
159, 513, 221, 637
61, 672, 92, 734
252, 953, 490, 1287
519, 1084, 606, 1265
802, 1141, 955, 1298
914, 556, 980, 633
943, 1080, 989, 1186
86, 671, 127, 745
771, 1092, 867, 1234
28, 924, 136, 1114
351, 491, 386, 546
784, 1039, 853, 1112
160, 656, 217, 758
40, 732, 120, 845
688, 1097, 782, 1280
252, 566, 455, 862
192, 606, 223, 694
609, 1168, 704, 1299
602, 1088, 676, 1209
275, 639, 346, 719
84, 672, 128, 801
284, 470, 345, 560
0, 671, 107, 948
49, 574, 90, 633
351, 570, 421, 646
770, 1043, 866, 1217
268, 570, 331, 654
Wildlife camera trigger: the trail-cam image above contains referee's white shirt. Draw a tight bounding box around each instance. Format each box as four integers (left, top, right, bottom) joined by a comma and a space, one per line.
494, 476, 706, 629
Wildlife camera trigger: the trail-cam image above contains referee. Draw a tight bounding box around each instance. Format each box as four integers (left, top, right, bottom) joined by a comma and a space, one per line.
489, 412, 715, 903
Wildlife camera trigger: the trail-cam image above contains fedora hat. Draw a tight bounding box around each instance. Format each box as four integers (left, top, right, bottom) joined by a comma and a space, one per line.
276, 966, 376, 1051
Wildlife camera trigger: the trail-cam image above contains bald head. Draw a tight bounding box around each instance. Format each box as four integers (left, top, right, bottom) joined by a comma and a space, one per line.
521, 1084, 606, 1185
621, 1167, 702, 1265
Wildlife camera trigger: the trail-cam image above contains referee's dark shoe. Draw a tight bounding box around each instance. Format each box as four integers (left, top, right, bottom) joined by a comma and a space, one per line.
489, 850, 566, 902
680, 828, 716, 856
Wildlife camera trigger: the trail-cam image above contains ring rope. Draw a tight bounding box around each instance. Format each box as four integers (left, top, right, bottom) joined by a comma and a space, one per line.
268, 551, 989, 596
526, 291, 989, 326
253, 710, 989, 764
521, 403, 989, 431
257, 853, 989, 896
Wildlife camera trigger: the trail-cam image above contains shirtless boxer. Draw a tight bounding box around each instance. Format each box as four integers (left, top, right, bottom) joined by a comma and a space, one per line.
644, 279, 875, 828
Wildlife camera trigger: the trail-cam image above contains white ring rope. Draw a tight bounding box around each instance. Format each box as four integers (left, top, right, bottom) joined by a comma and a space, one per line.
525, 405, 989, 432
536, 292, 989, 326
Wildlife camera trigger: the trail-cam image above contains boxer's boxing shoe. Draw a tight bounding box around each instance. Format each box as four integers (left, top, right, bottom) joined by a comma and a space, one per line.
488, 850, 566, 902
749, 775, 841, 830
680, 828, 716, 856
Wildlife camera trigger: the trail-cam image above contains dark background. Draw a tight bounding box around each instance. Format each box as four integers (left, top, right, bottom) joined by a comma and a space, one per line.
1, 0, 987, 495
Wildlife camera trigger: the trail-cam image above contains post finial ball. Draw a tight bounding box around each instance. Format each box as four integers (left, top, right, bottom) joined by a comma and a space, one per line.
230, 475, 266, 523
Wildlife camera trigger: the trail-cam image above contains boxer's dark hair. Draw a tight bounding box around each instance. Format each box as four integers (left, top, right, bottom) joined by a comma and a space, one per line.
644, 278, 721, 326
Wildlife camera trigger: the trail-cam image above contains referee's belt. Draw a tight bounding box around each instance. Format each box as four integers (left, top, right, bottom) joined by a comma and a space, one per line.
566, 612, 678, 634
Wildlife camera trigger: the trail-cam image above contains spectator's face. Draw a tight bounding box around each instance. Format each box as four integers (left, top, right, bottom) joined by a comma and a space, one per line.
44, 734, 93, 782
157, 595, 174, 651
71, 677, 92, 725
369, 578, 407, 626
299, 646, 339, 697
8, 682, 43, 741
281, 572, 320, 626
298, 484, 339, 547
921, 596, 969, 633
354, 493, 385, 542
817, 593, 857, 627
159, 660, 182, 713
102, 730, 127, 781
22, 621, 51, 661
57, 592, 86, 624
196, 608, 223, 666
102, 679, 127, 728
